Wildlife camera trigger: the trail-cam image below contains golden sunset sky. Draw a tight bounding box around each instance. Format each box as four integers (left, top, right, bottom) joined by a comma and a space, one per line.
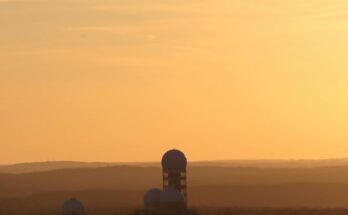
1, 0, 348, 163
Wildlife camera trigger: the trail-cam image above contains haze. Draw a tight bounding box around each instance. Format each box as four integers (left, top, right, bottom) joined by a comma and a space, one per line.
1, 0, 348, 164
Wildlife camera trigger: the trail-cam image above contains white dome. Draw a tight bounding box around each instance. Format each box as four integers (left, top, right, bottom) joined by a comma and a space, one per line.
160, 187, 185, 207
161, 149, 187, 171
62, 198, 85, 215
144, 188, 163, 208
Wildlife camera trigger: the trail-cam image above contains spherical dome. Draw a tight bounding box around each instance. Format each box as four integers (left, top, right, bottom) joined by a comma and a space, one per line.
144, 188, 163, 208
161, 149, 187, 171
62, 198, 85, 215
160, 187, 185, 207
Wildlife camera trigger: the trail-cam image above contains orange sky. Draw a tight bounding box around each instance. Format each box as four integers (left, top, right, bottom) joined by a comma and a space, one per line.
1, 0, 348, 164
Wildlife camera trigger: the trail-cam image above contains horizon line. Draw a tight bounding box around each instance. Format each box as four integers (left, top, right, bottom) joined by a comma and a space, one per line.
2, 157, 348, 166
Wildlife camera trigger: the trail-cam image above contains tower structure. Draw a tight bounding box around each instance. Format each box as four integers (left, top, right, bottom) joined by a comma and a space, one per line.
161, 149, 187, 206
132, 149, 196, 215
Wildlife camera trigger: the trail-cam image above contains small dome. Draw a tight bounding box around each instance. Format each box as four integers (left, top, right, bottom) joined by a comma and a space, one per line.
144, 188, 163, 208
160, 187, 185, 208
62, 198, 85, 215
161, 149, 187, 171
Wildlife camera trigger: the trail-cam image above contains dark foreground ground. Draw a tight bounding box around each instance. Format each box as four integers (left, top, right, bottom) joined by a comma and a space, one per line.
1, 207, 348, 215
2, 164, 348, 214
201, 208, 348, 215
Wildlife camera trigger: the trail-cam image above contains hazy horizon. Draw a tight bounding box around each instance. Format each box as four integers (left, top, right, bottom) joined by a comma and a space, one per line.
3, 157, 348, 166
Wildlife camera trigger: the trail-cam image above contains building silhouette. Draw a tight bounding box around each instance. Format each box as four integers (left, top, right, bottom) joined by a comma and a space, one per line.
132, 149, 197, 215
162, 149, 188, 203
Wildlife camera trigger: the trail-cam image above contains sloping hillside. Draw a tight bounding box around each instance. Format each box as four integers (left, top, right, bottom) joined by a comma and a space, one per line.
2, 166, 348, 197
2, 159, 348, 174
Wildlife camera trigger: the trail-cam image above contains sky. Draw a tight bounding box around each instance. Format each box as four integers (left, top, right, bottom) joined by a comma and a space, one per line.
1, 0, 348, 164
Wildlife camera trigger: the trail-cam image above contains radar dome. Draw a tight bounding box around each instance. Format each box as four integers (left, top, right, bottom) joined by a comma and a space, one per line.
161, 149, 187, 171
144, 188, 163, 208
62, 198, 85, 215
160, 187, 185, 208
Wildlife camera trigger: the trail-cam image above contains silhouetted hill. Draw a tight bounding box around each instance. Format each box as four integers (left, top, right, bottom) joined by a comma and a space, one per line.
0, 161, 156, 174
2, 166, 348, 213
0, 166, 161, 197
190, 184, 348, 207
3, 186, 348, 214
2, 159, 348, 174
2, 166, 348, 198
